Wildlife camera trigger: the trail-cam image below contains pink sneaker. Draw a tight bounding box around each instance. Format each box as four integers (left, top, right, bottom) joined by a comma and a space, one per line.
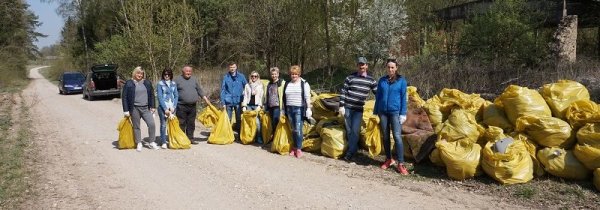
380, 159, 396, 169
295, 149, 303, 158
397, 163, 409, 175
289, 148, 296, 156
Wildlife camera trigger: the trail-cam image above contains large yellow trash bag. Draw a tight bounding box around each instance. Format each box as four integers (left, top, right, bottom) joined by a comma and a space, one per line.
511, 132, 545, 177
482, 101, 513, 132
577, 123, 600, 145
437, 109, 484, 144
271, 116, 292, 155
423, 96, 444, 130
437, 140, 481, 180
302, 137, 322, 152
429, 148, 445, 167
320, 125, 346, 159
198, 103, 220, 128
495, 85, 552, 125
437, 88, 486, 120
407, 86, 426, 108
515, 115, 575, 148
117, 117, 135, 149
537, 147, 589, 180
364, 116, 382, 157
541, 80, 590, 120
208, 110, 235, 145
240, 111, 258, 145
311, 93, 340, 120
573, 144, 600, 170
167, 117, 191, 149
259, 111, 272, 144
481, 139, 533, 185
565, 100, 600, 129
594, 169, 600, 192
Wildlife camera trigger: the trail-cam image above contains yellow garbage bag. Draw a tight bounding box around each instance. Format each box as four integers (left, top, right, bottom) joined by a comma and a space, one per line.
407, 86, 426, 108
594, 169, 600, 192
198, 103, 220, 128
437, 140, 481, 180
482, 101, 513, 132
437, 88, 486, 121
511, 132, 545, 177
240, 111, 259, 145
437, 109, 484, 144
423, 96, 444, 129
429, 148, 445, 167
573, 144, 600, 170
537, 147, 589, 180
566, 100, 600, 129
541, 80, 590, 120
271, 116, 292, 155
515, 115, 575, 148
311, 93, 340, 120
577, 123, 600, 146
302, 137, 322, 152
320, 124, 346, 159
167, 117, 191, 149
117, 117, 135, 149
364, 116, 382, 157
259, 111, 272, 145
481, 139, 533, 185
495, 85, 552, 125
207, 110, 235, 145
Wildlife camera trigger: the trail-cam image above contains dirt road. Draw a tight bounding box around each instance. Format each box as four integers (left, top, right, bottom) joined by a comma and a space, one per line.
21, 66, 522, 209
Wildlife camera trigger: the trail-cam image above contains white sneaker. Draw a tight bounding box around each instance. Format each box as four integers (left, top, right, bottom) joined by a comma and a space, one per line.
136, 143, 143, 152
149, 142, 159, 150
161, 143, 168, 149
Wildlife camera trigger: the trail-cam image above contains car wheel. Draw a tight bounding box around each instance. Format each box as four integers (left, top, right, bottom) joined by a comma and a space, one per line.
88, 94, 94, 101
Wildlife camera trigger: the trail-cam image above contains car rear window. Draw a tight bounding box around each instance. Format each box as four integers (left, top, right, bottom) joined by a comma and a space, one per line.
64, 73, 85, 81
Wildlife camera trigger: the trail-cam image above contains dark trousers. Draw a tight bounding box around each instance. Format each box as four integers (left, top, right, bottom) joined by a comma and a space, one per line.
176, 103, 197, 140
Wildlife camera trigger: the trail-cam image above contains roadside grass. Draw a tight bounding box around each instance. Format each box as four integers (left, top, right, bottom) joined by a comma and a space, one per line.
0, 92, 33, 208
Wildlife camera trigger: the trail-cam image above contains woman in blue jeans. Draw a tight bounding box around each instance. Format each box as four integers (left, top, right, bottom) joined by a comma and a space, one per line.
156, 68, 179, 149
282, 65, 312, 158
373, 60, 409, 175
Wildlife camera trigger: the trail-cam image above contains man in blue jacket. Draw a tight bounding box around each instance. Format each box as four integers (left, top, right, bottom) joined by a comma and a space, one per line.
220, 62, 247, 132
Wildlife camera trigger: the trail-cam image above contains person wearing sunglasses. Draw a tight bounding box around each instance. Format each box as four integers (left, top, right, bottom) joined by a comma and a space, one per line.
156, 68, 179, 149
241, 71, 264, 143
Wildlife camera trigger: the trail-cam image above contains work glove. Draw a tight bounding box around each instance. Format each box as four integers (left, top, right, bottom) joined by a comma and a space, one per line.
222, 105, 227, 110
306, 109, 312, 119
256, 106, 262, 112
338, 107, 345, 117
242, 106, 247, 112
168, 114, 176, 120
124, 112, 130, 117
400, 115, 407, 124
165, 110, 171, 117
280, 109, 285, 116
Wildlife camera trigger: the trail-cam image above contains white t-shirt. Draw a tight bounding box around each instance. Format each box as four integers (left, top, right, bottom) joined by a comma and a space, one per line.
285, 79, 311, 107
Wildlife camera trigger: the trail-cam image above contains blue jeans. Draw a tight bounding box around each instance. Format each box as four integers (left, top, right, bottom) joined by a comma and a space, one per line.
268, 107, 281, 138
247, 105, 263, 144
158, 106, 170, 145
344, 107, 363, 158
379, 113, 404, 163
286, 106, 304, 149
226, 104, 242, 131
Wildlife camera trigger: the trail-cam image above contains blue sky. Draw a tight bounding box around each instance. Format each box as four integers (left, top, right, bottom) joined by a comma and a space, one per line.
27, 0, 63, 49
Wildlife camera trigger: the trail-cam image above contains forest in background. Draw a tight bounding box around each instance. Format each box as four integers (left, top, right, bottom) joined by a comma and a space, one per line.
38, 0, 600, 98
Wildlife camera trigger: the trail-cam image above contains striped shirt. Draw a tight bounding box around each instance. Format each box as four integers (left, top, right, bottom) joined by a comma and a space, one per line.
340, 72, 377, 111
284, 79, 311, 107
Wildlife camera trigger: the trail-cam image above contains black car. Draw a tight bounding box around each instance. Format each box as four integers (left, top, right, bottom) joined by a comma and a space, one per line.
58, 71, 85, 94
83, 64, 122, 100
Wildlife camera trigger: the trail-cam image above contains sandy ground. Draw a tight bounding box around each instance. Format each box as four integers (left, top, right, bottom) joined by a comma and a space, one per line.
21, 66, 524, 209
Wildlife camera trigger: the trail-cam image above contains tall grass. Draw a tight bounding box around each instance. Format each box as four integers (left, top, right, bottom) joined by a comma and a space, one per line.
0, 51, 29, 91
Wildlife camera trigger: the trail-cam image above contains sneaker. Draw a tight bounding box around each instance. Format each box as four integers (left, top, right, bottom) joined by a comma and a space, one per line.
149, 142, 160, 150
343, 155, 353, 162
136, 143, 143, 152
295, 149, 303, 158
161, 143, 168, 149
380, 159, 396, 169
397, 163, 409, 175
289, 148, 296, 156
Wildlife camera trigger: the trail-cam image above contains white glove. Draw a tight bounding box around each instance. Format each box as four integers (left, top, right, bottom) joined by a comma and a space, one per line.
242, 106, 247, 111
124, 112, 130, 117
400, 115, 407, 124
168, 114, 176, 120
165, 110, 171, 116
280, 109, 285, 116
256, 106, 262, 112
338, 107, 345, 116
306, 109, 312, 119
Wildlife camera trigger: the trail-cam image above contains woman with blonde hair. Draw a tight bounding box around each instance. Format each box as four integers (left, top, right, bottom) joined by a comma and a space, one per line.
241, 70, 264, 143
122, 66, 158, 151
282, 65, 312, 158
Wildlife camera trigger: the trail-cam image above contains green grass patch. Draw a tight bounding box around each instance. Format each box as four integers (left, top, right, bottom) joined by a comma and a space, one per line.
513, 186, 537, 199
0, 93, 33, 208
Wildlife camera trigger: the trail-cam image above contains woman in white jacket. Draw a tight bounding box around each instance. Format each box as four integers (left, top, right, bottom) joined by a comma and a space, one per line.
241, 71, 264, 143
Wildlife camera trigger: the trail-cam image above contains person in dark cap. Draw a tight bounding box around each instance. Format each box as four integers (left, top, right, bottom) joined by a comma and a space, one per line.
340, 56, 377, 162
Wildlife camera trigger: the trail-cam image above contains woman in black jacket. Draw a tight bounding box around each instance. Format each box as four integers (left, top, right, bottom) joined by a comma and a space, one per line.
122, 66, 157, 151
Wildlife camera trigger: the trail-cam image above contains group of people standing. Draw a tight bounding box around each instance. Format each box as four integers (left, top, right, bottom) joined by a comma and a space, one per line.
120, 57, 409, 175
